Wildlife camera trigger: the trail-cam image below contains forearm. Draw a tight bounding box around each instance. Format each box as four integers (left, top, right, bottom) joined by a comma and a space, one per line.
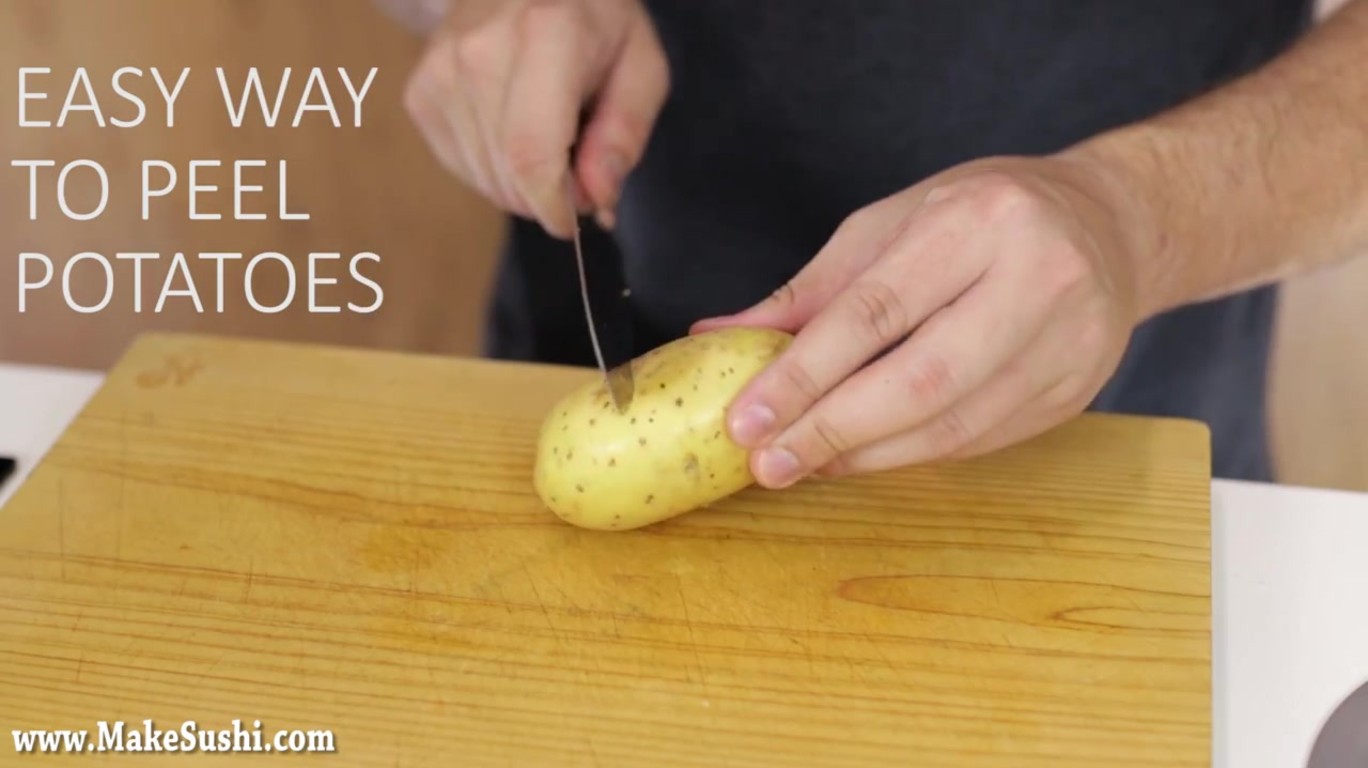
372, 0, 449, 35
1069, 0, 1368, 319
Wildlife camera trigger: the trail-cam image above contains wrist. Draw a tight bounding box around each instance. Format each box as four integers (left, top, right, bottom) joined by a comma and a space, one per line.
1056, 129, 1186, 322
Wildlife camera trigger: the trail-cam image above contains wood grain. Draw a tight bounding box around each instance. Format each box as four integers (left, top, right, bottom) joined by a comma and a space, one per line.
2, 0, 1365, 495
0, 333, 1213, 766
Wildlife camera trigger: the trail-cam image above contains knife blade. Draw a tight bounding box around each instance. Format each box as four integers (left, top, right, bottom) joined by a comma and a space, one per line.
565, 176, 635, 413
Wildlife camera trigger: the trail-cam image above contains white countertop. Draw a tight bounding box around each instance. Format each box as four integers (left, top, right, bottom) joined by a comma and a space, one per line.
0, 363, 105, 509
2, 361, 1365, 767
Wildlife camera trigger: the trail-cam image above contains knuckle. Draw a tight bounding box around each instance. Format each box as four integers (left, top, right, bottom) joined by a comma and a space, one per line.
768, 282, 798, 310
401, 87, 454, 167
450, 26, 503, 75
902, 353, 955, 404
922, 182, 961, 206
633, 32, 672, 91
775, 360, 825, 406
838, 206, 878, 235
847, 281, 907, 346
422, 34, 466, 84
502, 133, 558, 181
409, 41, 456, 101
647, 47, 672, 93
1042, 248, 1093, 297
589, 112, 649, 162
972, 171, 1037, 218
807, 414, 851, 458
1043, 374, 1088, 412
401, 76, 427, 121
817, 454, 850, 477
515, 0, 577, 41
927, 408, 975, 456
1074, 314, 1111, 354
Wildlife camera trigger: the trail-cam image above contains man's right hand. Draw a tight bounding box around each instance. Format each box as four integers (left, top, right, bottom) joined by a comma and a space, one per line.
402, 0, 670, 239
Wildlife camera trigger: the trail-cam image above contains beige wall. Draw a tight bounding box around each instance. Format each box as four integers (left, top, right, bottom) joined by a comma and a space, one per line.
1270, 258, 1368, 491
1264, 0, 1367, 491
0, 0, 504, 369
1, 0, 1364, 491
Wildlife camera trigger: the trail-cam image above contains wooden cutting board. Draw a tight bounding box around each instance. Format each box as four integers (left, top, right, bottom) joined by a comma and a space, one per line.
0, 333, 1213, 767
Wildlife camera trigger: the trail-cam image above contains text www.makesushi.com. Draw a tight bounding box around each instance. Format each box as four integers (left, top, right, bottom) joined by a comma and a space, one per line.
12, 719, 336, 755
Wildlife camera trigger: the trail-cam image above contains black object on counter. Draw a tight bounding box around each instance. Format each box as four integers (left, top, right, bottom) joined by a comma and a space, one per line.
0, 456, 15, 488
1308, 679, 1368, 768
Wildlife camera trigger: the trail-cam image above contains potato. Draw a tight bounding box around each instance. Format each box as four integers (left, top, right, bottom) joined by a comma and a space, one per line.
533, 326, 794, 531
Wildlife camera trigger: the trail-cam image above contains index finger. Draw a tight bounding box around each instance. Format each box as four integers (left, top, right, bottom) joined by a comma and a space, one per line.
727, 209, 981, 450
498, 4, 592, 238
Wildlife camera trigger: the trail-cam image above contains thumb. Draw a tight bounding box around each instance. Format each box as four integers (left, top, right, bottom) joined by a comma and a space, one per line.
574, 18, 670, 230
691, 204, 902, 334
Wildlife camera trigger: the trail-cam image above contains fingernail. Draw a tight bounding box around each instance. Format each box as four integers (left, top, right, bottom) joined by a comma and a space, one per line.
690, 316, 727, 333
573, 186, 593, 214
604, 150, 627, 189
756, 446, 801, 488
729, 403, 775, 447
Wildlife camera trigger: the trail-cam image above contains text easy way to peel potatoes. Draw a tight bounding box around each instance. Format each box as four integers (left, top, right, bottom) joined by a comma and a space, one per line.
533, 327, 794, 531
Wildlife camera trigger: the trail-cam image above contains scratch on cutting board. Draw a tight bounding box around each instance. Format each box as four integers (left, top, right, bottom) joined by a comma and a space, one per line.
198, 649, 229, 687
242, 556, 256, 603
57, 477, 68, 582
675, 576, 712, 700
521, 563, 561, 643
584, 734, 604, 767
113, 483, 125, 560
409, 546, 419, 596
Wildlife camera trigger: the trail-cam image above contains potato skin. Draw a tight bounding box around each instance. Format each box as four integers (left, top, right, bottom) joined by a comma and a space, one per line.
533, 326, 794, 530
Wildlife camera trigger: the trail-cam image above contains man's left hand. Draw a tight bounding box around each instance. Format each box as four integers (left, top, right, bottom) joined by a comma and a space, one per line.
692, 154, 1160, 488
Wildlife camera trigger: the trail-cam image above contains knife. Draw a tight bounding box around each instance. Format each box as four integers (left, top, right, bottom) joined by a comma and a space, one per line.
565, 175, 635, 413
